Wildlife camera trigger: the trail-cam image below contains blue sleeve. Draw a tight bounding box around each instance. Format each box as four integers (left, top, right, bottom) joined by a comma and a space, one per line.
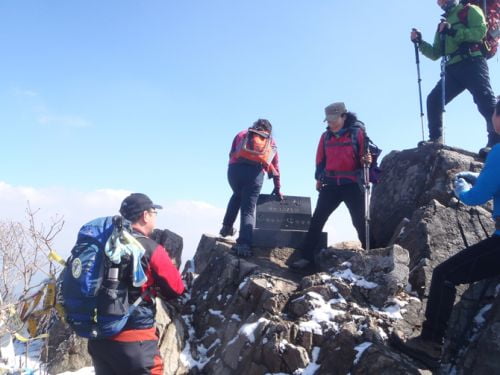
460, 146, 500, 206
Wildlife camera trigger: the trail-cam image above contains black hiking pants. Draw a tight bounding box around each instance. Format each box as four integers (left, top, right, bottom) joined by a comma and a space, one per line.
88, 334, 163, 375
427, 56, 497, 145
422, 234, 500, 342
301, 183, 366, 264
222, 163, 264, 246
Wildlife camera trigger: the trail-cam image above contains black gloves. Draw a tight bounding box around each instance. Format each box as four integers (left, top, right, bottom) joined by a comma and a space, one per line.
271, 175, 283, 200
438, 22, 457, 36
412, 28, 422, 44
271, 187, 283, 201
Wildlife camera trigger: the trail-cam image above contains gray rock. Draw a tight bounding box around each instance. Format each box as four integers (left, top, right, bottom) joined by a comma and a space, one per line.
156, 299, 187, 375
44, 320, 91, 374
317, 329, 357, 375
281, 341, 309, 371
349, 245, 410, 307
372, 144, 485, 247
397, 200, 493, 297
351, 342, 432, 374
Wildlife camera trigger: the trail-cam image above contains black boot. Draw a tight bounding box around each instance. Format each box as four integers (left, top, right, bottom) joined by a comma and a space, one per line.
417, 136, 443, 147
219, 225, 236, 237
479, 133, 500, 159
487, 132, 500, 147
390, 331, 442, 370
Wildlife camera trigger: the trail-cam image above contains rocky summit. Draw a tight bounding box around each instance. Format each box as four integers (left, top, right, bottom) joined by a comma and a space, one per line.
48, 143, 500, 374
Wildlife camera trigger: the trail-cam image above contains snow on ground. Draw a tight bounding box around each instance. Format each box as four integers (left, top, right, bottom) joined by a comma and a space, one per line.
0, 334, 48, 374
179, 314, 213, 371
332, 268, 377, 289
353, 342, 372, 364
239, 317, 269, 343
300, 346, 321, 375
298, 292, 343, 335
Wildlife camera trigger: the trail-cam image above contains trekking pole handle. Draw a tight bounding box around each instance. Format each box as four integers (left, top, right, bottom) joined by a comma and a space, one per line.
411, 28, 422, 45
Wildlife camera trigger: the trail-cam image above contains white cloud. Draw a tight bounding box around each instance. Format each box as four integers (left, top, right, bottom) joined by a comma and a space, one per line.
0, 182, 359, 270
0, 182, 223, 267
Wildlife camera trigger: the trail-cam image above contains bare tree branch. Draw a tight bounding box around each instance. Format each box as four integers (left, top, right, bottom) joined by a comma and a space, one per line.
0, 202, 64, 304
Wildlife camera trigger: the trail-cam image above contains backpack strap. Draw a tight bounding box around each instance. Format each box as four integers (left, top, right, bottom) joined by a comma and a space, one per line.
129, 288, 152, 313
458, 3, 470, 24
248, 128, 270, 139
349, 121, 367, 161
450, 3, 489, 58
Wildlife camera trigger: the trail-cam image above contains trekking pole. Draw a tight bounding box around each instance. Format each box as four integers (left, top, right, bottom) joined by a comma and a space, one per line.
440, 23, 447, 144
363, 136, 371, 251
413, 37, 425, 141
363, 162, 371, 251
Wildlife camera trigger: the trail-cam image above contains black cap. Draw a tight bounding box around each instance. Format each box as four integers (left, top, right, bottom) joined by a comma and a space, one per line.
119, 193, 162, 221
252, 119, 272, 133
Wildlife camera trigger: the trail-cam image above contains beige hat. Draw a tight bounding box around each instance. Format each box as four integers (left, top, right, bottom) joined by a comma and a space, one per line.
324, 102, 347, 122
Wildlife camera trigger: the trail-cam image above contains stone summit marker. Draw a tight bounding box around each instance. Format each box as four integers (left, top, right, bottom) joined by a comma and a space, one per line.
252, 194, 327, 248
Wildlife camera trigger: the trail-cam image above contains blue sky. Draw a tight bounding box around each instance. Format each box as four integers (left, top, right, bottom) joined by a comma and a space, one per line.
1, 1, 498, 262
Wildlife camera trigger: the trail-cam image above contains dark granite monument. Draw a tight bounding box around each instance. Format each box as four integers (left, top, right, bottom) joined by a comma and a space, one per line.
252, 194, 327, 248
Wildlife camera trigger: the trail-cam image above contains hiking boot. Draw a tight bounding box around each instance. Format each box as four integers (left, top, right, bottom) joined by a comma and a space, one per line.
478, 146, 491, 160
219, 225, 236, 238
232, 243, 253, 257
479, 133, 500, 159
417, 136, 443, 147
390, 332, 442, 370
487, 132, 500, 148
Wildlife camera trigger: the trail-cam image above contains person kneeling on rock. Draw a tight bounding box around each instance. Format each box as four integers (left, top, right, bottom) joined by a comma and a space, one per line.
393, 96, 500, 369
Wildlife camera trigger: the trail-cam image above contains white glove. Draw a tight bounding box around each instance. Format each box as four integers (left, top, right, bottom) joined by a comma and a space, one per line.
453, 177, 472, 198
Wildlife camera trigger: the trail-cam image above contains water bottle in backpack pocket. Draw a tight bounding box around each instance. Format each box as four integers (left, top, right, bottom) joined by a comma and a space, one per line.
97, 262, 130, 317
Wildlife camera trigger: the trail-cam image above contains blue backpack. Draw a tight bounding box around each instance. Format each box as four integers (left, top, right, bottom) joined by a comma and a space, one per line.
61, 216, 141, 339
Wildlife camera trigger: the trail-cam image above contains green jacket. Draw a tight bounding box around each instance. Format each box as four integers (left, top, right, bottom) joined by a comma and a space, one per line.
419, 3, 487, 65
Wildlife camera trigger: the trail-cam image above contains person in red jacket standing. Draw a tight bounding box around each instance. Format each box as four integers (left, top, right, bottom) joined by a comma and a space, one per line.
293, 103, 372, 270
88, 193, 185, 375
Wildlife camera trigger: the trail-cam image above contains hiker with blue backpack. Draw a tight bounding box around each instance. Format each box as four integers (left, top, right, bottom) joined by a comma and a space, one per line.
219, 118, 282, 257
292, 102, 379, 270
62, 193, 185, 375
411, 0, 497, 157
392, 97, 500, 369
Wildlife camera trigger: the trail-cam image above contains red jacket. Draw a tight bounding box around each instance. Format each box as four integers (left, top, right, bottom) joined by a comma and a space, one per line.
228, 129, 281, 188
119, 234, 185, 332
315, 124, 366, 184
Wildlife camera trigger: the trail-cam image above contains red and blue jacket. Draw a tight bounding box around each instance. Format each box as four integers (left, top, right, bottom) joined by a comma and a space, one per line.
229, 129, 281, 189
315, 122, 366, 185
115, 233, 185, 335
